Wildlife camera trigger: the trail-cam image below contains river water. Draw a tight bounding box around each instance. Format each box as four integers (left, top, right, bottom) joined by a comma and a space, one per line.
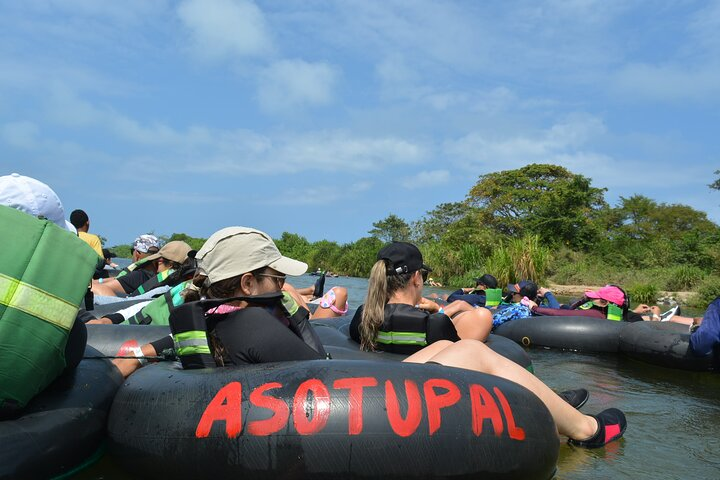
75, 274, 720, 479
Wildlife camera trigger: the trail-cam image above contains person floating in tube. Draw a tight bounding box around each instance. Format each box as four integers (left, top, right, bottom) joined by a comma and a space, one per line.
348, 242, 627, 448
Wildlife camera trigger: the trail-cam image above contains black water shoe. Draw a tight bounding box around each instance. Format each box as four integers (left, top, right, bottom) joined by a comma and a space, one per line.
558, 388, 589, 410
568, 408, 627, 448
313, 273, 326, 299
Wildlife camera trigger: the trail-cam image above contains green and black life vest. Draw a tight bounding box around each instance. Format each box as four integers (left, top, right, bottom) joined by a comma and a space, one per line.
130, 268, 175, 297
124, 281, 188, 326
0, 206, 98, 413
578, 301, 623, 321
169, 291, 326, 369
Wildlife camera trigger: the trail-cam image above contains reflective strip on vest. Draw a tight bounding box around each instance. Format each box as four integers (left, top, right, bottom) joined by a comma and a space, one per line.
377, 330, 427, 346
282, 291, 300, 315
174, 330, 211, 356
0, 273, 78, 331
137, 269, 173, 295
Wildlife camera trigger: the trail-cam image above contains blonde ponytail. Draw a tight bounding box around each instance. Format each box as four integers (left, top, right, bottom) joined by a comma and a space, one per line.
360, 260, 389, 351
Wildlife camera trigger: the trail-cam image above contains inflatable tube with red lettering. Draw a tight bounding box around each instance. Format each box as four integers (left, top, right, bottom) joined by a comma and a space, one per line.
312, 319, 534, 372
493, 316, 625, 353
86, 324, 170, 357
619, 321, 717, 371
108, 360, 558, 479
0, 346, 123, 480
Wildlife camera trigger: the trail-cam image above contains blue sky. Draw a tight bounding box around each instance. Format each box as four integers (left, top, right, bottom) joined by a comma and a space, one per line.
1, 0, 719, 247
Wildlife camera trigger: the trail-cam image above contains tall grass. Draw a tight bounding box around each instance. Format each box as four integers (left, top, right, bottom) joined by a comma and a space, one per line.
483, 235, 551, 286
626, 283, 658, 305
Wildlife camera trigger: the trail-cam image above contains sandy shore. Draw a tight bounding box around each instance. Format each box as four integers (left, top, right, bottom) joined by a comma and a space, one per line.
547, 283, 693, 304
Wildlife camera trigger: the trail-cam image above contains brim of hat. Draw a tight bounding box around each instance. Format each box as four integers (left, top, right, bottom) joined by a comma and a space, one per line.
506, 284, 520, 293
64, 220, 77, 233
422, 263, 433, 272
268, 255, 308, 276
585, 290, 601, 299
142, 252, 162, 262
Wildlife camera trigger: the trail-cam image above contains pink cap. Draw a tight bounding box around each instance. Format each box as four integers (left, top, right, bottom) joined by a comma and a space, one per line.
585, 285, 625, 306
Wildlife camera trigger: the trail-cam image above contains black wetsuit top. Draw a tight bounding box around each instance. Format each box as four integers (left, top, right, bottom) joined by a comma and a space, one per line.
213, 307, 325, 364
116, 269, 153, 294
349, 303, 460, 355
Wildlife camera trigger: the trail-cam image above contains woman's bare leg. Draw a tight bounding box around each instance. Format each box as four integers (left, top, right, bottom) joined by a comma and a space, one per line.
416, 339, 598, 441
444, 303, 492, 342
311, 287, 349, 319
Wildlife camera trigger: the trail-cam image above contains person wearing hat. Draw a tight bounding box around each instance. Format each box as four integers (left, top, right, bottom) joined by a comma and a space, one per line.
109, 234, 161, 282
103, 248, 120, 270
346, 241, 627, 449
487, 280, 542, 327
110, 226, 327, 377
92, 240, 192, 297
350, 242, 493, 352
0, 174, 101, 415
525, 285, 628, 320
445, 273, 499, 306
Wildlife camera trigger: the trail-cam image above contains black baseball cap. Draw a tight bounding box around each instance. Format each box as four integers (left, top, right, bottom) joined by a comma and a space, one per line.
378, 242, 432, 275
507, 280, 538, 299
474, 274, 498, 289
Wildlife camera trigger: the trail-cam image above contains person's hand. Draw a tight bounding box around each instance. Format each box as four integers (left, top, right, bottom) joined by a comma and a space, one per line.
418, 297, 441, 313
538, 287, 550, 297
633, 304, 651, 314
86, 317, 112, 324
523, 299, 538, 310
462, 287, 473, 293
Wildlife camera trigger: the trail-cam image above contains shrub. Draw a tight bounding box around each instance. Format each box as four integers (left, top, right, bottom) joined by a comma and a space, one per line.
664, 265, 705, 291
688, 277, 720, 308
627, 283, 658, 305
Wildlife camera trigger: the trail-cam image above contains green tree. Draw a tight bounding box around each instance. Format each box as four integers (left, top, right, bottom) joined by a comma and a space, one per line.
467, 163, 607, 248
411, 202, 471, 243
602, 195, 719, 268
709, 170, 720, 191
306, 240, 342, 272
334, 236, 384, 277
109, 244, 133, 258
275, 232, 312, 264
167, 232, 207, 251
369, 214, 411, 243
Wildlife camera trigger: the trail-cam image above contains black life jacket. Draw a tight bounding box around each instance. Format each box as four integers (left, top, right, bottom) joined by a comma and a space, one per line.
169, 292, 326, 370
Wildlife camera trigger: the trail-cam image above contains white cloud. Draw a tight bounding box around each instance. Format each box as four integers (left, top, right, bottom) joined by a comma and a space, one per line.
445, 114, 607, 168
184, 130, 426, 175
401, 170, 450, 189
257, 59, 339, 112
177, 0, 272, 61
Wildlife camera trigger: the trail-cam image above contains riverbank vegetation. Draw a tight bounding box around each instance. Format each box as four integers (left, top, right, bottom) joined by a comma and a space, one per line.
110, 164, 720, 306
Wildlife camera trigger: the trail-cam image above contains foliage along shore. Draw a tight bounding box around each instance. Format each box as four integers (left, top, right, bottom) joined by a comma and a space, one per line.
109, 164, 720, 308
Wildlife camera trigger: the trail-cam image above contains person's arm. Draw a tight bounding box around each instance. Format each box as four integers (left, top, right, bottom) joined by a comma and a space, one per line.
91, 276, 127, 296
538, 288, 560, 309
690, 299, 720, 356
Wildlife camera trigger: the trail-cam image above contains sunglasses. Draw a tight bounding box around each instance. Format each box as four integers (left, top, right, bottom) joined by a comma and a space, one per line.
420, 269, 429, 282
255, 272, 286, 288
